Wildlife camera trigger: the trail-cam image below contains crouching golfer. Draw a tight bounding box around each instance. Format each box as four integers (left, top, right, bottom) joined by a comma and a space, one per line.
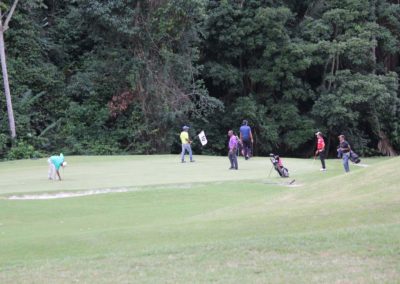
48, 153, 67, 180
228, 130, 238, 170
180, 125, 194, 163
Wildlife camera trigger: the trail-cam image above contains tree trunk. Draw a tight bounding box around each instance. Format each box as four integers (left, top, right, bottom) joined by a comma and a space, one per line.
371, 0, 377, 74
0, 14, 17, 140
0, 8, 16, 140
377, 131, 397, 156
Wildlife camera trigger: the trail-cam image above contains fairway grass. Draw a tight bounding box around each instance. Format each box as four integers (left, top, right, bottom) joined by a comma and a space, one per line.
0, 155, 399, 283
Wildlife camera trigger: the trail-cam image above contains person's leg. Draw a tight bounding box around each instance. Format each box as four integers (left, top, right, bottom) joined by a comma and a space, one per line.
243, 140, 250, 159
233, 152, 238, 169
343, 153, 350, 172
51, 165, 56, 180
47, 158, 53, 179
181, 144, 186, 162
320, 151, 326, 170
188, 144, 194, 161
228, 152, 234, 168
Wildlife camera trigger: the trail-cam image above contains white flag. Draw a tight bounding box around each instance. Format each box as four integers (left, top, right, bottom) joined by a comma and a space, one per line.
198, 130, 208, 146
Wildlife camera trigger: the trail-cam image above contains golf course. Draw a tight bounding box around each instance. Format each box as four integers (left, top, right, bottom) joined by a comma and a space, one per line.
0, 155, 399, 283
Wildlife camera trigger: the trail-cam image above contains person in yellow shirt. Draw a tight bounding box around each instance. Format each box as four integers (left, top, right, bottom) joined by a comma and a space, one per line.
180, 125, 194, 163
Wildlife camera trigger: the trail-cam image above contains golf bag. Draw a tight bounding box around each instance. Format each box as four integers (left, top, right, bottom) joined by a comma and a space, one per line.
269, 153, 289, 178
349, 150, 361, 164
236, 136, 243, 157
337, 148, 361, 164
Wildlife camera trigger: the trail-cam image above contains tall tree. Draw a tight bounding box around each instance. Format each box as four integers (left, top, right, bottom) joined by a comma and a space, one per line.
303, 0, 400, 155
0, 0, 18, 140
202, 0, 315, 155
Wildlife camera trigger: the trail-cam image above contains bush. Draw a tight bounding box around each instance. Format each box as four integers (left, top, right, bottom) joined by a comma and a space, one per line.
0, 134, 9, 158
6, 141, 43, 160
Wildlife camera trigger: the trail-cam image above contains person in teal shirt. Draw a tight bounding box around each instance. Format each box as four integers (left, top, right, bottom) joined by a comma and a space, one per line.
48, 153, 67, 180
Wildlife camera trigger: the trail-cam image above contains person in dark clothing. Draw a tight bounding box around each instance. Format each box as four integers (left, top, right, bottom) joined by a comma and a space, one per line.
338, 134, 351, 173
239, 120, 253, 160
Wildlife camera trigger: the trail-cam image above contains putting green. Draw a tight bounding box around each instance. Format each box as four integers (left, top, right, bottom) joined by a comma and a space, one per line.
0, 155, 383, 195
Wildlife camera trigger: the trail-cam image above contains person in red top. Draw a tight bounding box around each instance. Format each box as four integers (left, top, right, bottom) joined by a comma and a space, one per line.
315, 132, 326, 171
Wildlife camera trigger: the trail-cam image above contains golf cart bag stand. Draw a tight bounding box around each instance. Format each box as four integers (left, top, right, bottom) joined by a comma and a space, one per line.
269, 153, 289, 178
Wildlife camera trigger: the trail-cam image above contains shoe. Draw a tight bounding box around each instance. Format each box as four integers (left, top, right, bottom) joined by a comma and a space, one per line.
229, 167, 234, 170
181, 160, 186, 163
190, 160, 195, 162
320, 168, 326, 171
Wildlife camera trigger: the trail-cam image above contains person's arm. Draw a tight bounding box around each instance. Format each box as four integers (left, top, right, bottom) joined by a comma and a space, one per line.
239, 132, 243, 143
184, 133, 191, 144
56, 169, 62, 181
250, 130, 253, 143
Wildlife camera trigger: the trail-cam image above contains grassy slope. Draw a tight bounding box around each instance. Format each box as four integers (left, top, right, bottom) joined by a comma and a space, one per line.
0, 156, 399, 283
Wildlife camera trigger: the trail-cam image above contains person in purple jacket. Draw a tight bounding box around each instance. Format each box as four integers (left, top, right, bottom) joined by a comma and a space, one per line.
228, 130, 238, 170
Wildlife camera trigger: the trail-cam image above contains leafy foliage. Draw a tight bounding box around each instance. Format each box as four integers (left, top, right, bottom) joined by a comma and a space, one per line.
0, 0, 399, 159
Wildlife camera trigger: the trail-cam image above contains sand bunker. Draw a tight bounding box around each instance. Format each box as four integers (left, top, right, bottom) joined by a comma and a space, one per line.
354, 163, 369, 168
263, 179, 302, 187
8, 188, 130, 200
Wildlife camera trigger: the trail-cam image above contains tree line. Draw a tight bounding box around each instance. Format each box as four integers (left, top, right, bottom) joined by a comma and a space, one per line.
0, 0, 399, 160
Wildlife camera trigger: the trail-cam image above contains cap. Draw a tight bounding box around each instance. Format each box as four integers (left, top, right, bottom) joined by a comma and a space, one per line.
182, 125, 189, 130
315, 131, 322, 136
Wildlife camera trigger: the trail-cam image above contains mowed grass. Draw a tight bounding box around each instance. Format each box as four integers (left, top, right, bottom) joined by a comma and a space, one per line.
0, 155, 399, 283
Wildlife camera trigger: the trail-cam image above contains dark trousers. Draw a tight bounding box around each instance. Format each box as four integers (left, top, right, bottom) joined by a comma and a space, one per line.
229, 150, 238, 169
319, 150, 326, 169
242, 139, 251, 158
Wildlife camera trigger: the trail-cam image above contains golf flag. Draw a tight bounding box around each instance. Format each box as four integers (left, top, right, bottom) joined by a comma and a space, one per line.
198, 130, 208, 146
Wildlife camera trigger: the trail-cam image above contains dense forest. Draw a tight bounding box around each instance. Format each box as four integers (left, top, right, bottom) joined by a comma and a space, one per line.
0, 0, 399, 159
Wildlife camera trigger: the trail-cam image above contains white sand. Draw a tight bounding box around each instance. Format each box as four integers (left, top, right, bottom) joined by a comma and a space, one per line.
8, 188, 130, 200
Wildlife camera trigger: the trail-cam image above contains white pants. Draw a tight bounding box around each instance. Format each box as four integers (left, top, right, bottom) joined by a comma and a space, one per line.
48, 158, 57, 180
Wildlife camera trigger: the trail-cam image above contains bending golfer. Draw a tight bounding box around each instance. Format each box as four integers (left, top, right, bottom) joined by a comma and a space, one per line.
48, 153, 67, 181
315, 132, 326, 171
180, 125, 194, 163
228, 130, 238, 170
240, 120, 253, 160
338, 135, 351, 173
